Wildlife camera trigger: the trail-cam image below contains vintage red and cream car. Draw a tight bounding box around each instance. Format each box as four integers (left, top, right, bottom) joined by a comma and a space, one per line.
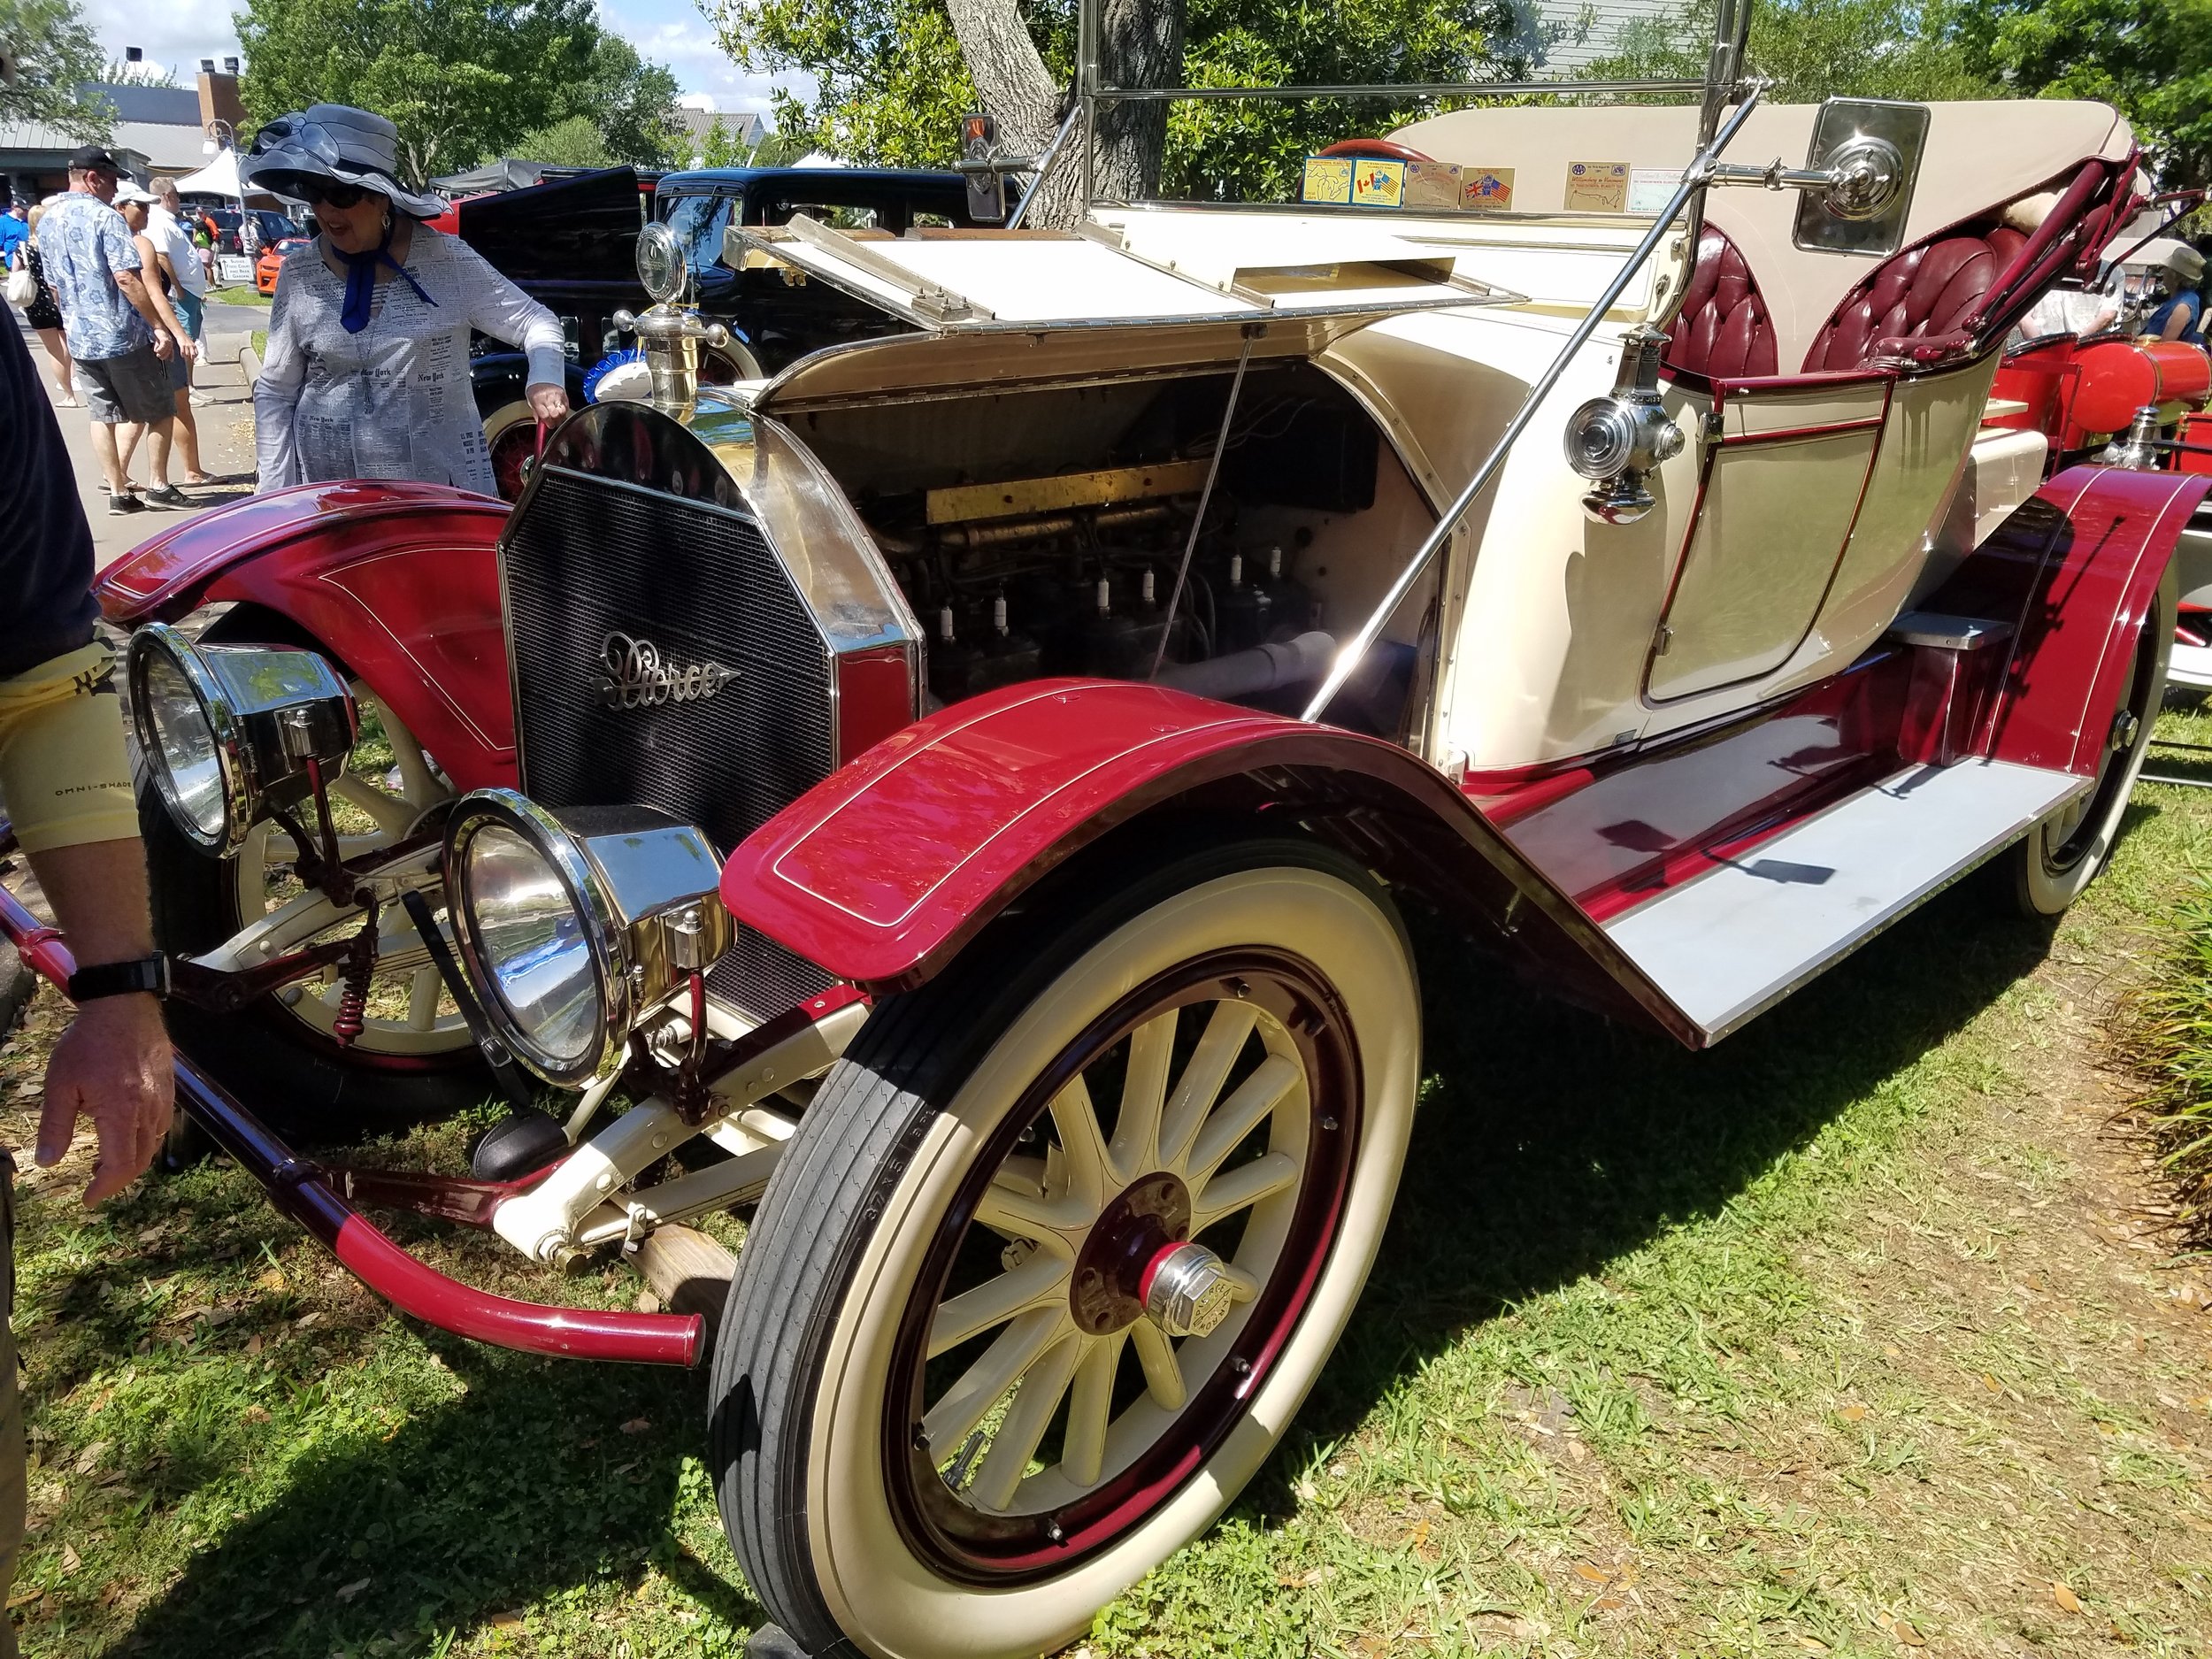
8, 4, 2212, 1654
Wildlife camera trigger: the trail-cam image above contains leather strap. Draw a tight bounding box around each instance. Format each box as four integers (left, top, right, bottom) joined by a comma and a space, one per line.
65, 954, 169, 1002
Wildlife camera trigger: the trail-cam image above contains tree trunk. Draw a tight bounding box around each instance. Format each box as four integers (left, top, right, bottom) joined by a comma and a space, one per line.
941, 0, 1184, 227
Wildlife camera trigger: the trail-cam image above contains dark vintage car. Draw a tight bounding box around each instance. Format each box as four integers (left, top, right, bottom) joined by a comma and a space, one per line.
452, 163, 981, 497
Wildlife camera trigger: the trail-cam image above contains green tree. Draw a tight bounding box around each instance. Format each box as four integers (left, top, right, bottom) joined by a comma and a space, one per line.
576, 33, 683, 167
1586, 0, 1989, 103
704, 0, 1544, 210
0, 0, 111, 140
1949, 0, 2212, 189
234, 0, 637, 182
513, 111, 613, 165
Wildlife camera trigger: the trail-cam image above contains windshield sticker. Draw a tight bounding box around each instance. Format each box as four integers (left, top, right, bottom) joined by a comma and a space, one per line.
1565, 162, 1630, 213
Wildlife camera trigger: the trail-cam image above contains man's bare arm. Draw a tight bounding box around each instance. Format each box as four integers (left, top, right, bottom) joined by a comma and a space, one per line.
27, 838, 173, 1204
112, 268, 174, 359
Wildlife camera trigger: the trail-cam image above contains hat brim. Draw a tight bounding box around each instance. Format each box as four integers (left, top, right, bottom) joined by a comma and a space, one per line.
240, 155, 447, 221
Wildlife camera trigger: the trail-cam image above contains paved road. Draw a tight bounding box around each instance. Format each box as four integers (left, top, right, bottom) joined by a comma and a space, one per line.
204, 295, 273, 337
11, 308, 260, 569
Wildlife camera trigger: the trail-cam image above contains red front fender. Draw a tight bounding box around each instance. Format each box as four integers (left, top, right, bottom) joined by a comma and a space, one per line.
96, 483, 518, 791
718, 679, 1700, 1041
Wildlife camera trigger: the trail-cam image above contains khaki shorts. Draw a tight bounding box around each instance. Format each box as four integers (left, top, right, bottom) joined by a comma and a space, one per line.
75, 343, 173, 426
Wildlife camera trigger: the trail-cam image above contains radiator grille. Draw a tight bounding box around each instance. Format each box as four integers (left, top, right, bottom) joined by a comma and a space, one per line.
503, 467, 838, 1018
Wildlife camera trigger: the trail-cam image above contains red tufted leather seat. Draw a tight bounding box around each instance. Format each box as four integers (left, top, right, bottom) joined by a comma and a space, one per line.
1802, 227, 2028, 372
1663, 227, 1777, 380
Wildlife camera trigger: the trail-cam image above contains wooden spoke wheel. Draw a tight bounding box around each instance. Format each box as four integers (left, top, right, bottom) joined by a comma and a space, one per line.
710, 842, 1419, 1659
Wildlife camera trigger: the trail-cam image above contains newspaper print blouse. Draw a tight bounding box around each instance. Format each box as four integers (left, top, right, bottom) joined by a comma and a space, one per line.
253, 226, 565, 497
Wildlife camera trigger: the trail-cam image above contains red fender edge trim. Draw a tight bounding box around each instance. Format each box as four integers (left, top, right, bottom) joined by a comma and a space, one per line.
718, 678, 1702, 1042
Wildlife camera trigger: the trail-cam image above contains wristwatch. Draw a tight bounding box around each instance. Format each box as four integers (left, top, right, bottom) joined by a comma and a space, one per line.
66, 955, 169, 1002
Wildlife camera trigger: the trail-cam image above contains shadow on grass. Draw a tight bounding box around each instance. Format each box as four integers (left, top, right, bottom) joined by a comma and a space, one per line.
1238, 858, 2071, 1517
107, 1333, 758, 1655
105, 831, 2086, 1652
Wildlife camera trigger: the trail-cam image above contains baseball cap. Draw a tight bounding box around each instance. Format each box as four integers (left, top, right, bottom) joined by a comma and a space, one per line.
69, 144, 125, 173
112, 181, 157, 206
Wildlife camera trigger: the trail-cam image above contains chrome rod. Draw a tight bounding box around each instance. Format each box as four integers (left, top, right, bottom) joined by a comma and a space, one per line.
1077, 0, 1098, 209
1093, 77, 1706, 102
1009, 102, 1087, 230
1300, 85, 1768, 725
1150, 332, 1256, 680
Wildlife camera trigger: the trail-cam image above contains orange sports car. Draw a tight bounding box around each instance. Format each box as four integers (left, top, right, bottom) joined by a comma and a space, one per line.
254, 234, 312, 296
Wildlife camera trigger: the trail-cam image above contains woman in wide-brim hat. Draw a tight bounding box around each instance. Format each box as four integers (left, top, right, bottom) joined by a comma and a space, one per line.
2148, 242, 2206, 347
242, 104, 568, 495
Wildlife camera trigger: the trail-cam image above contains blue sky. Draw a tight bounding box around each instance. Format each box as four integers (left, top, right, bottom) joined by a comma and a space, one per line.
82, 0, 798, 114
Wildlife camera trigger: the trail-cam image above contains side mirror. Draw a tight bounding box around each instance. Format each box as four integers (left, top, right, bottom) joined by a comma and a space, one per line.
1793, 97, 1929, 257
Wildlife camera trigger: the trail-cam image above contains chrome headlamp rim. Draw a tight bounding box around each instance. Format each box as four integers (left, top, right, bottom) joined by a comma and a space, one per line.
444, 788, 632, 1089
127, 622, 253, 855
1563, 396, 1640, 480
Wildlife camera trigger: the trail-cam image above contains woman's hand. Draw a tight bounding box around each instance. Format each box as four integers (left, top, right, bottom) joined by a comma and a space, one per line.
528, 384, 571, 424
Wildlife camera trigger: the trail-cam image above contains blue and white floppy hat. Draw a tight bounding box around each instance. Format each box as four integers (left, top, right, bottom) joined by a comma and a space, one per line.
241, 104, 448, 220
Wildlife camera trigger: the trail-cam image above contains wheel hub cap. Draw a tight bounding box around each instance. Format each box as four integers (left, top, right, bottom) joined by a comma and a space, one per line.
1068, 1171, 1191, 1335
1140, 1240, 1233, 1338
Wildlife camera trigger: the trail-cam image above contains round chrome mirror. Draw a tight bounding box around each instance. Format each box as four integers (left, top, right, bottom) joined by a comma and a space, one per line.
635, 221, 687, 304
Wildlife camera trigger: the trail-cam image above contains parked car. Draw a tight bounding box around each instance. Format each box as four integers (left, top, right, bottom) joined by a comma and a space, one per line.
253, 231, 312, 296
204, 205, 298, 258
16, 16, 2211, 1657
445, 162, 981, 497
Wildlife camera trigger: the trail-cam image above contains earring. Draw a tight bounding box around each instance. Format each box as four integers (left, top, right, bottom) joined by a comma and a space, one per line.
380, 211, 392, 231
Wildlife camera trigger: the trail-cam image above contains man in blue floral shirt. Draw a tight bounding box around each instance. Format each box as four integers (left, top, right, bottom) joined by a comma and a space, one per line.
35, 147, 186, 514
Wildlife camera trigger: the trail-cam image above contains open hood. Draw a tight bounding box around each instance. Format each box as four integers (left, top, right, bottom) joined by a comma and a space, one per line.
736, 214, 1511, 415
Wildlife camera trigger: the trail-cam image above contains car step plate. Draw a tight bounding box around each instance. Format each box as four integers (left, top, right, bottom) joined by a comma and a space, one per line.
1601, 758, 2085, 1042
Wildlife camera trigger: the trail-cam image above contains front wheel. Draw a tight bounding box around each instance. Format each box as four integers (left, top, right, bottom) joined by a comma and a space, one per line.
2007, 563, 2175, 916
710, 841, 1420, 1659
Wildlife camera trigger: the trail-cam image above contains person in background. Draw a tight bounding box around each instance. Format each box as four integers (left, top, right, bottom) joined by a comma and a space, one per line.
114, 185, 208, 487
2146, 243, 2205, 346
35, 149, 184, 513
149, 179, 213, 411
0, 46, 177, 1659
9, 204, 73, 405
0, 198, 25, 269
244, 105, 567, 494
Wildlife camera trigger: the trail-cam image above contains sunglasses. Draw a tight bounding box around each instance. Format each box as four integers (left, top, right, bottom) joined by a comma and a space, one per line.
298, 180, 372, 210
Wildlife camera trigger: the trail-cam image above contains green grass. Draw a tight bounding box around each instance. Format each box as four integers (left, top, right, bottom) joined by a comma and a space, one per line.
6, 727, 2212, 1656
2118, 701, 2212, 1248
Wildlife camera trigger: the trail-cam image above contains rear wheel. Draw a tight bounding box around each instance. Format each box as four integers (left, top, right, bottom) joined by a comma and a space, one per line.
145, 685, 489, 1144
2008, 564, 2174, 916
710, 841, 1419, 1659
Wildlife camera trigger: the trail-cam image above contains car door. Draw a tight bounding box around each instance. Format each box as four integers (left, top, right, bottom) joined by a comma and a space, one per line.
1645, 369, 1892, 703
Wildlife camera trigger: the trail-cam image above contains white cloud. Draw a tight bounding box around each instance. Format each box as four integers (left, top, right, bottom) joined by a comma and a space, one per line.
78, 0, 807, 119
81, 0, 243, 77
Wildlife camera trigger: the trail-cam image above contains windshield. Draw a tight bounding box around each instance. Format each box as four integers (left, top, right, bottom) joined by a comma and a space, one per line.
661, 193, 733, 277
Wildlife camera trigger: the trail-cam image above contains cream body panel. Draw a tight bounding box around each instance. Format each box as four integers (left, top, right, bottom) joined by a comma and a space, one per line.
1919, 424, 2049, 600
1325, 310, 1706, 769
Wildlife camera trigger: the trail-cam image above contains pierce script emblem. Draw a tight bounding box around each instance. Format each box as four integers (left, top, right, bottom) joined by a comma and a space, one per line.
598, 632, 737, 710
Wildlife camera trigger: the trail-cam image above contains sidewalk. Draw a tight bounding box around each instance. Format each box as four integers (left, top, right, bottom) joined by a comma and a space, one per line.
12, 308, 261, 571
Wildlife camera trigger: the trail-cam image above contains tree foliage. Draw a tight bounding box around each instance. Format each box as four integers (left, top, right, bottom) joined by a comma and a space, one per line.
707, 0, 1548, 202
512, 111, 612, 166
234, 0, 684, 182
1949, 0, 2212, 189
0, 0, 111, 140
1586, 0, 1989, 103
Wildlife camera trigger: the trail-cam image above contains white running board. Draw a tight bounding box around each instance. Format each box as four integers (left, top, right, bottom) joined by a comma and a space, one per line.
1602, 758, 2085, 1042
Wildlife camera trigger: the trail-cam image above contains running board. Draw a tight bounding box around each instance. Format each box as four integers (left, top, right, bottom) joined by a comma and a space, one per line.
1601, 759, 2085, 1042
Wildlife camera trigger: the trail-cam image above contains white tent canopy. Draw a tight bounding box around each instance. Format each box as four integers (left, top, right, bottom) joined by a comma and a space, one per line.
169, 149, 242, 197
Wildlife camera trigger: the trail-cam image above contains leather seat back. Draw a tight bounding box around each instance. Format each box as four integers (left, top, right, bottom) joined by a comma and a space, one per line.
1803, 227, 2029, 373
1663, 227, 1778, 380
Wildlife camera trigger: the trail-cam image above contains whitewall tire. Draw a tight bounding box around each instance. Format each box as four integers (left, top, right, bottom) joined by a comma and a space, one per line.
711, 841, 1420, 1659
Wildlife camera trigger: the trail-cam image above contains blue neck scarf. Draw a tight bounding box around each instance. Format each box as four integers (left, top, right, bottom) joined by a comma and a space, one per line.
338, 216, 437, 334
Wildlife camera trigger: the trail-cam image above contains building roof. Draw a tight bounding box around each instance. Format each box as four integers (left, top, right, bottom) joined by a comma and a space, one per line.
669, 107, 765, 159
